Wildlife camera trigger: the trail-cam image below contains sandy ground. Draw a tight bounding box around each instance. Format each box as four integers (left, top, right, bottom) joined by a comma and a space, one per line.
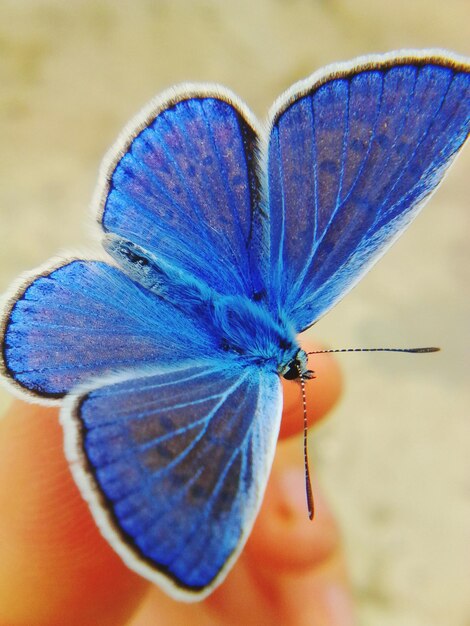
0, 1, 469, 624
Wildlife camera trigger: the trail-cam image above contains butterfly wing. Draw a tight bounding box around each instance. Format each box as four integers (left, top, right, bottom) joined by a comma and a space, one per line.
96, 86, 265, 298
62, 362, 282, 600
1, 259, 214, 401
262, 51, 470, 331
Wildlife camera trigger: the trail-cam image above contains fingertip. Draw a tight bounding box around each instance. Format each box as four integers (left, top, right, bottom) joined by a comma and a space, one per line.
280, 336, 342, 439
247, 464, 340, 572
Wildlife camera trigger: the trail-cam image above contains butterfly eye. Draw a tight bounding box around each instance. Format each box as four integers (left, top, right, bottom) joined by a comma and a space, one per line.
280, 348, 309, 379
281, 362, 300, 380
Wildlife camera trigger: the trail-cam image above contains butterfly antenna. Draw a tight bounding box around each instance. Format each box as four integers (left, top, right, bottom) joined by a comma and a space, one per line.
297, 365, 314, 521
307, 346, 440, 355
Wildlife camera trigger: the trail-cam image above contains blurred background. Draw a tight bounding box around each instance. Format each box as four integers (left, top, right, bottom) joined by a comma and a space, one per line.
0, 1, 469, 624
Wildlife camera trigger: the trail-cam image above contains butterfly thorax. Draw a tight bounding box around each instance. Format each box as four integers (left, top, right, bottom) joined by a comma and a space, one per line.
103, 235, 310, 379
211, 294, 307, 379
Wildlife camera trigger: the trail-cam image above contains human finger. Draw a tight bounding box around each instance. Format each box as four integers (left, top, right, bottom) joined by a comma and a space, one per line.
0, 400, 148, 626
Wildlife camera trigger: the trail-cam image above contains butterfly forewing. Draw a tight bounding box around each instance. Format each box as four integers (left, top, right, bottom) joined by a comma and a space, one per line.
98, 89, 264, 299
265, 55, 470, 330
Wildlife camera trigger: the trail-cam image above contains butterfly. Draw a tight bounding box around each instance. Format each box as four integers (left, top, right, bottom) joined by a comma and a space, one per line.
1, 50, 469, 601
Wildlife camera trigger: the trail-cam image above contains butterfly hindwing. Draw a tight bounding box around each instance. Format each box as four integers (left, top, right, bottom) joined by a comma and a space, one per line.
1, 260, 213, 400
62, 363, 282, 600
97, 87, 265, 299
264, 52, 470, 330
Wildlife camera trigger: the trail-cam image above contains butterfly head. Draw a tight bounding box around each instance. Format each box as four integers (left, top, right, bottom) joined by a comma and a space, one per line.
279, 348, 312, 380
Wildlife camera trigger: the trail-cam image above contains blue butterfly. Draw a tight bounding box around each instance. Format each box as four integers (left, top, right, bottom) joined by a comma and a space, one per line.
1, 50, 469, 601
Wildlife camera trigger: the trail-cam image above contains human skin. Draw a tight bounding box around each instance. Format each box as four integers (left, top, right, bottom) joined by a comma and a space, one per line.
0, 339, 353, 626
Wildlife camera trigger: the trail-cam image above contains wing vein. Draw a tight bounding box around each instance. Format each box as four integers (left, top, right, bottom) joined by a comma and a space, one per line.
293, 83, 350, 300
166, 381, 259, 568
314, 75, 385, 251
275, 128, 287, 292
200, 101, 251, 268
372, 69, 455, 223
